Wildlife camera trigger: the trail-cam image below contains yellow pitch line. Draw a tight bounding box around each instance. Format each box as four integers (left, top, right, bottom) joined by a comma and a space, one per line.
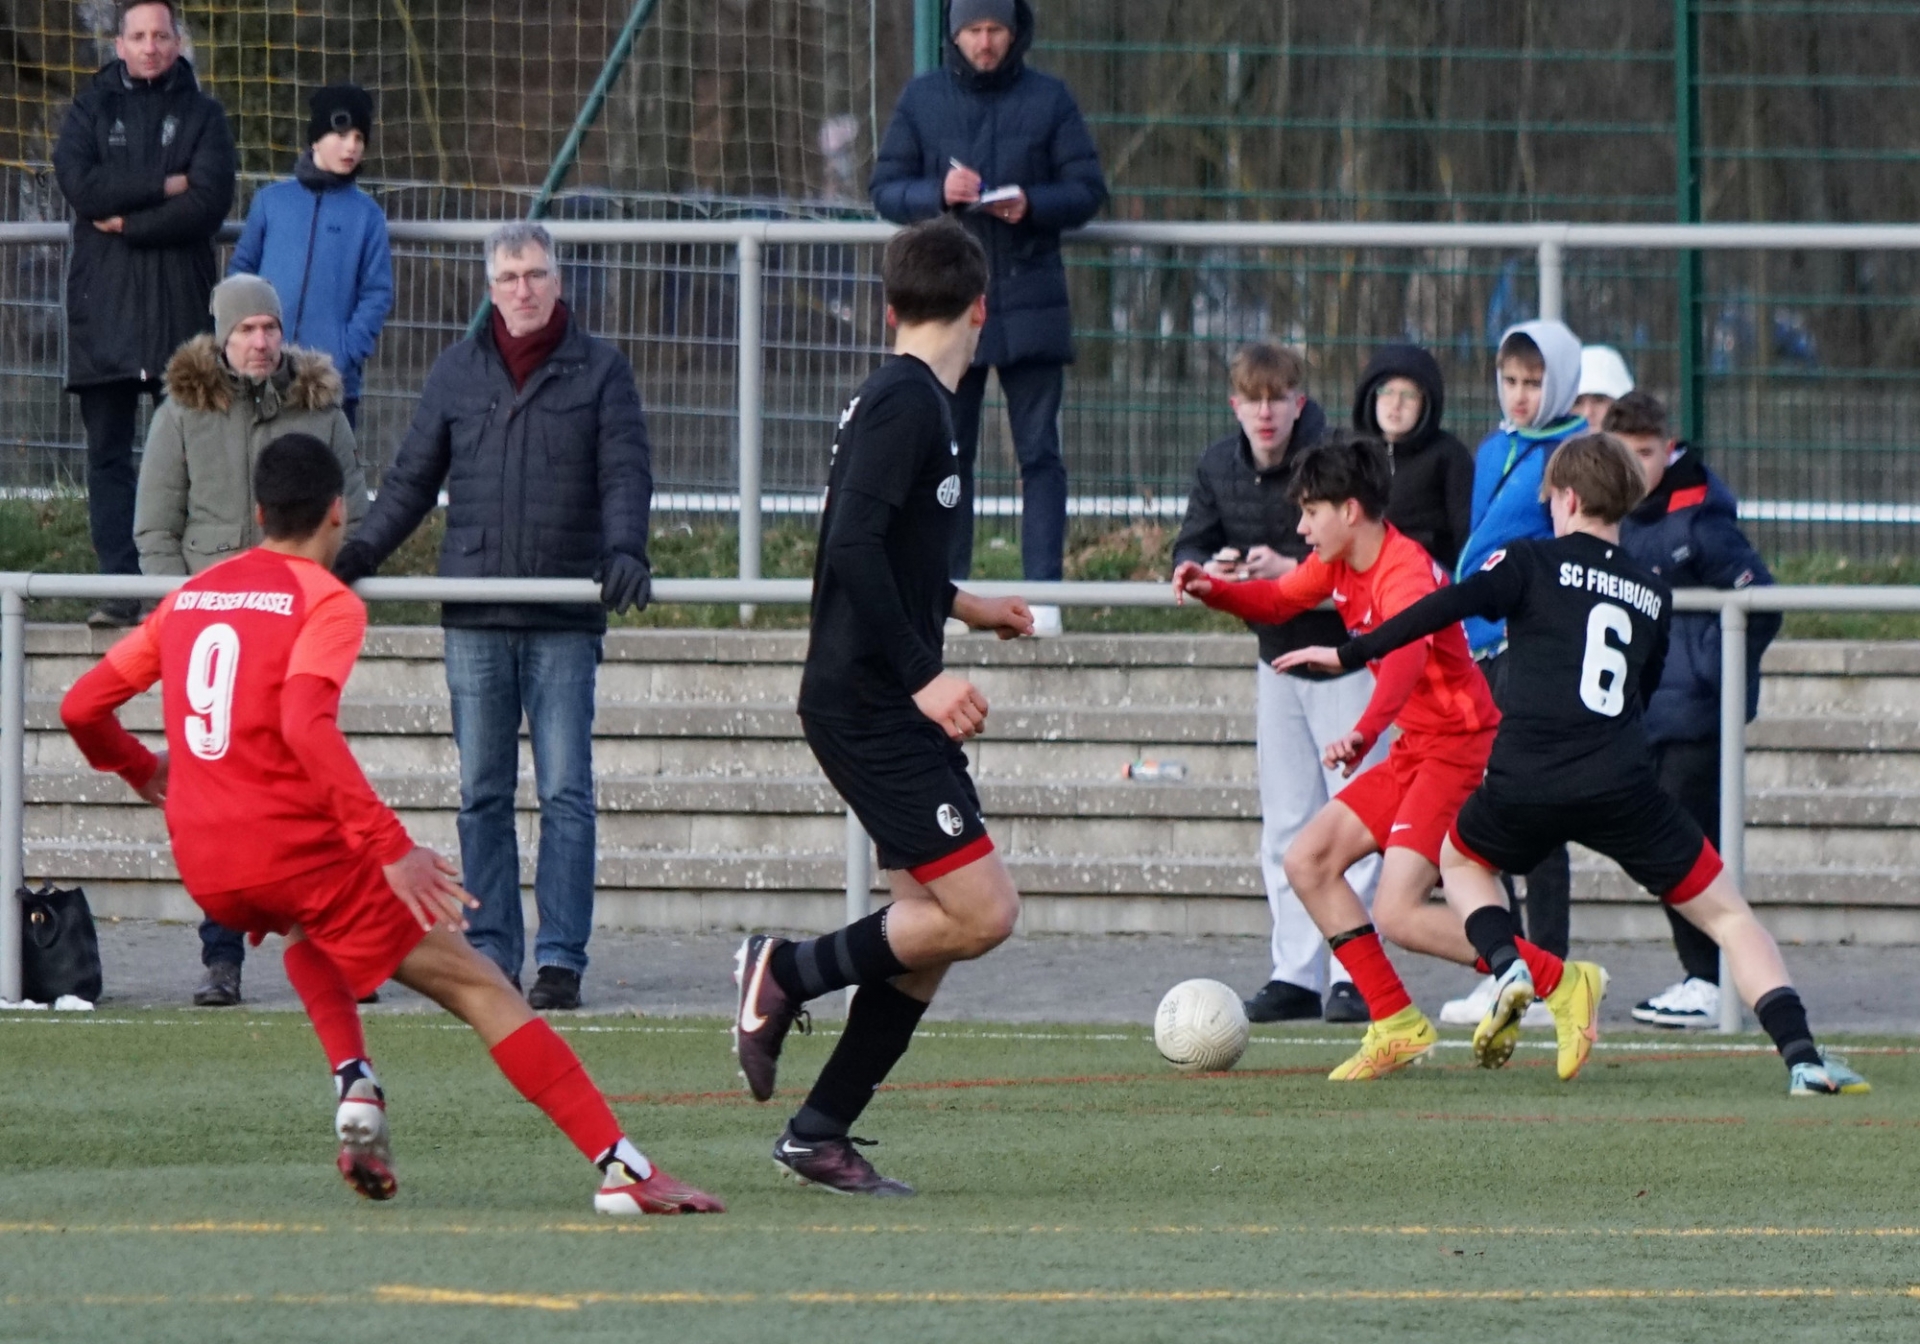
6, 1285, 1920, 1312
8, 1220, 1920, 1239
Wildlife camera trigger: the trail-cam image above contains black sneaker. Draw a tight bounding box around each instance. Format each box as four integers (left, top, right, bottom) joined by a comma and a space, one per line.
1244, 979, 1321, 1023
86, 602, 139, 630
192, 961, 243, 1007
732, 934, 808, 1102
1323, 982, 1369, 1023
772, 1125, 914, 1197
527, 966, 582, 1011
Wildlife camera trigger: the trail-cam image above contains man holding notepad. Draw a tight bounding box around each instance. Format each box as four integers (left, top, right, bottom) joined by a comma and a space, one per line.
870, 0, 1108, 631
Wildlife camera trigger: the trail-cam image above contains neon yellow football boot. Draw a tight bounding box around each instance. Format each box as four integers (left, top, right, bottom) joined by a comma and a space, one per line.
1328, 1003, 1437, 1081
1543, 960, 1608, 1081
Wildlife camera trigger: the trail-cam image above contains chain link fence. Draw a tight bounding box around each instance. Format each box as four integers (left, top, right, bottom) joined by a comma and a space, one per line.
1, 1, 1918, 565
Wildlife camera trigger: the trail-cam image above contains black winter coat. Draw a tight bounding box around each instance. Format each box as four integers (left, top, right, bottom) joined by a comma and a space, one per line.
1619, 446, 1780, 744
54, 60, 235, 390
869, 0, 1106, 369
348, 309, 653, 633
1170, 400, 1350, 674
1351, 344, 1477, 570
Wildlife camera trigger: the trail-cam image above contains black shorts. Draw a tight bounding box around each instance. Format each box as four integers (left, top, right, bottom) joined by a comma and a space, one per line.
801, 712, 993, 879
1449, 777, 1722, 905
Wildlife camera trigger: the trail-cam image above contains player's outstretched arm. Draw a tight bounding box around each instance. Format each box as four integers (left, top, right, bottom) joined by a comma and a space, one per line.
1174, 556, 1328, 625
951, 589, 1035, 640
1338, 561, 1517, 670
60, 616, 167, 801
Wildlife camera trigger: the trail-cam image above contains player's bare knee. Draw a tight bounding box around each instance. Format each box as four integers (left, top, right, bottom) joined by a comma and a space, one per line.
1283, 843, 1335, 896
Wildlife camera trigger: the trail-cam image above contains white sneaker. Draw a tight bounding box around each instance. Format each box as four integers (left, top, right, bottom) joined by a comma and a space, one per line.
1631, 976, 1720, 1028
1029, 604, 1063, 638
1440, 975, 1497, 1025
1444, 973, 1552, 1027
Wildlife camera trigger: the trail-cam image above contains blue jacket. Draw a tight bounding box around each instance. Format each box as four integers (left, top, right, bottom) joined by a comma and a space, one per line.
346, 307, 652, 634
229, 157, 393, 399
1453, 318, 1585, 654
1619, 446, 1780, 744
869, 0, 1106, 368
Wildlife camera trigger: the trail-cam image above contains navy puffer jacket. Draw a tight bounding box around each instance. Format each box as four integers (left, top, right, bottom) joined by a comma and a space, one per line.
347, 308, 653, 633
1618, 445, 1780, 743
869, 0, 1107, 368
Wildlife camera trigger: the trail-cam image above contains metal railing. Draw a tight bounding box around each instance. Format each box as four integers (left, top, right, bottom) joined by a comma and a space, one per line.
6, 218, 1920, 571
3, 573, 1917, 1036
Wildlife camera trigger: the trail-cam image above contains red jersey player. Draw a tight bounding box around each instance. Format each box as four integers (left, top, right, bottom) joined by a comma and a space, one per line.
1175, 434, 1501, 1081
60, 433, 722, 1215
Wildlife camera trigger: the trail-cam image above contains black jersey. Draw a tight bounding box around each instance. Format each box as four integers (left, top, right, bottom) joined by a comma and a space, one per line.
1339, 532, 1671, 803
798, 355, 963, 725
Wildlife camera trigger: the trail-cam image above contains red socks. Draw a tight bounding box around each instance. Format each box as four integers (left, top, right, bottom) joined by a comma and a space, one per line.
1331, 930, 1413, 1020
283, 939, 366, 1071
1515, 939, 1565, 998
490, 1019, 623, 1162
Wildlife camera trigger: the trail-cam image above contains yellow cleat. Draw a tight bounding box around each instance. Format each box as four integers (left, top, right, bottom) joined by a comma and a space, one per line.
1472, 961, 1536, 1070
1543, 960, 1607, 1080
1328, 1004, 1437, 1081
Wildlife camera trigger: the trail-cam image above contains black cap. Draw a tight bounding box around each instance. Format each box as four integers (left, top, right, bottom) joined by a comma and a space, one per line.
308, 83, 373, 145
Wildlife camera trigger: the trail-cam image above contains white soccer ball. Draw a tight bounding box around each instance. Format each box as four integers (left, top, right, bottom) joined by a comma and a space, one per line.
1154, 978, 1250, 1072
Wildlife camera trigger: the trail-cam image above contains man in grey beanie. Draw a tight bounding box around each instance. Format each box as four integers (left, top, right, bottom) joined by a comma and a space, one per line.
134, 271, 367, 1006
871, 0, 1107, 635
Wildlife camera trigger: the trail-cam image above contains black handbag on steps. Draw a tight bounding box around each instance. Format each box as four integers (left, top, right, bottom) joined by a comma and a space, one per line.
16, 883, 103, 1004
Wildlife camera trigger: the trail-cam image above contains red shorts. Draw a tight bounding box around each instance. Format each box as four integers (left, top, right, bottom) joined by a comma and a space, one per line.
195, 848, 427, 999
1333, 727, 1497, 866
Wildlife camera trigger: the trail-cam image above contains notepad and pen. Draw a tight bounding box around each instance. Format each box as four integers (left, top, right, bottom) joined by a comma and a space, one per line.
949, 158, 1022, 210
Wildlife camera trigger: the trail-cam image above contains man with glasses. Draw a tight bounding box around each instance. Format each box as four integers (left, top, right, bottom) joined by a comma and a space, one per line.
333, 222, 654, 1011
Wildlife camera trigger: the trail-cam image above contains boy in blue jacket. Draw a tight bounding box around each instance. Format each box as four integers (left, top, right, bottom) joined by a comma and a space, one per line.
1440, 319, 1587, 1027
229, 84, 393, 428
1611, 391, 1781, 1029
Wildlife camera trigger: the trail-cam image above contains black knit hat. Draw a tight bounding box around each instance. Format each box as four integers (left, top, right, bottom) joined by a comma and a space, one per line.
307, 83, 373, 145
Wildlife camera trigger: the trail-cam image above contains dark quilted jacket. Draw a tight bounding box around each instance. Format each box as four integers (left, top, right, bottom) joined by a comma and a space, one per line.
869, 0, 1106, 368
54, 60, 236, 389
347, 309, 652, 632
1170, 400, 1351, 674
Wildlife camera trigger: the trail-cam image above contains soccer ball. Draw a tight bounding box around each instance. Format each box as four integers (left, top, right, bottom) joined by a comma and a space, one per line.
1154, 978, 1250, 1072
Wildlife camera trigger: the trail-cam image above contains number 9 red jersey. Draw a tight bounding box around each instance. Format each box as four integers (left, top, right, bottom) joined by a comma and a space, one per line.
60, 549, 412, 896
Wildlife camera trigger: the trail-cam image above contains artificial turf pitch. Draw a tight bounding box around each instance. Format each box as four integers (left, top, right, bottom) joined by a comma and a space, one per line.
3, 1011, 1917, 1343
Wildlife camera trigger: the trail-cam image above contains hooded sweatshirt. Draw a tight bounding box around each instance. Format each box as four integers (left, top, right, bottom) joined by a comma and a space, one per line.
1453, 319, 1586, 655
1352, 344, 1477, 570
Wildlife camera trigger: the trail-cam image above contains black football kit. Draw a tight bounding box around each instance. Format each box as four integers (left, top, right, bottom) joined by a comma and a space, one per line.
798, 354, 989, 873
1340, 532, 1719, 901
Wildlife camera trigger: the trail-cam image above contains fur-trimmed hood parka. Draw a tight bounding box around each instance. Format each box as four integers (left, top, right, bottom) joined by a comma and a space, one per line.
134, 334, 368, 574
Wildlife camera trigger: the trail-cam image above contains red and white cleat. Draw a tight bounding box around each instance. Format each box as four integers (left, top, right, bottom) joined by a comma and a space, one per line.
334, 1075, 397, 1201
594, 1157, 726, 1216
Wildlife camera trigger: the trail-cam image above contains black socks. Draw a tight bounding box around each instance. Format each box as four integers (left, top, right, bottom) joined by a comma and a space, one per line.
792, 981, 930, 1139
1754, 987, 1821, 1070
769, 909, 909, 1003
1462, 907, 1522, 979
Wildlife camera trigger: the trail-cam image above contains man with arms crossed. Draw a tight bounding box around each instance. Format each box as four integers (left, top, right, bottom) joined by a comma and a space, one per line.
733, 218, 1033, 1195
62, 434, 723, 1214
1282, 435, 1866, 1095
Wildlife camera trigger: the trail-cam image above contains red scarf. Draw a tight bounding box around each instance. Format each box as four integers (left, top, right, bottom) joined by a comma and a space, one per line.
490, 300, 569, 390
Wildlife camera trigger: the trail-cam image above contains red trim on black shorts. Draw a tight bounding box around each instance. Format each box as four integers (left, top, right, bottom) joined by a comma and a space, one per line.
1446, 821, 1497, 874
1662, 839, 1724, 905
909, 834, 995, 883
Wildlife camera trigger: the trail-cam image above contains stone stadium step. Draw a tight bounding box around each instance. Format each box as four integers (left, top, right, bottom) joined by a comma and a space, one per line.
20, 624, 1920, 940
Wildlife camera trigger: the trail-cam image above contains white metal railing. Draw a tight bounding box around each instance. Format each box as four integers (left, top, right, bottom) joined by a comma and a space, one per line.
3, 573, 1916, 1035
6, 217, 1920, 590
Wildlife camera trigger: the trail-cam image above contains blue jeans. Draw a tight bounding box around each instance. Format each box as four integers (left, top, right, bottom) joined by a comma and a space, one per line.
949, 360, 1067, 582
443, 628, 601, 980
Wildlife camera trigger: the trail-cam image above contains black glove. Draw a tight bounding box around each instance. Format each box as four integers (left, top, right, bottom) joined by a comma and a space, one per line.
598, 551, 651, 614
332, 539, 378, 587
